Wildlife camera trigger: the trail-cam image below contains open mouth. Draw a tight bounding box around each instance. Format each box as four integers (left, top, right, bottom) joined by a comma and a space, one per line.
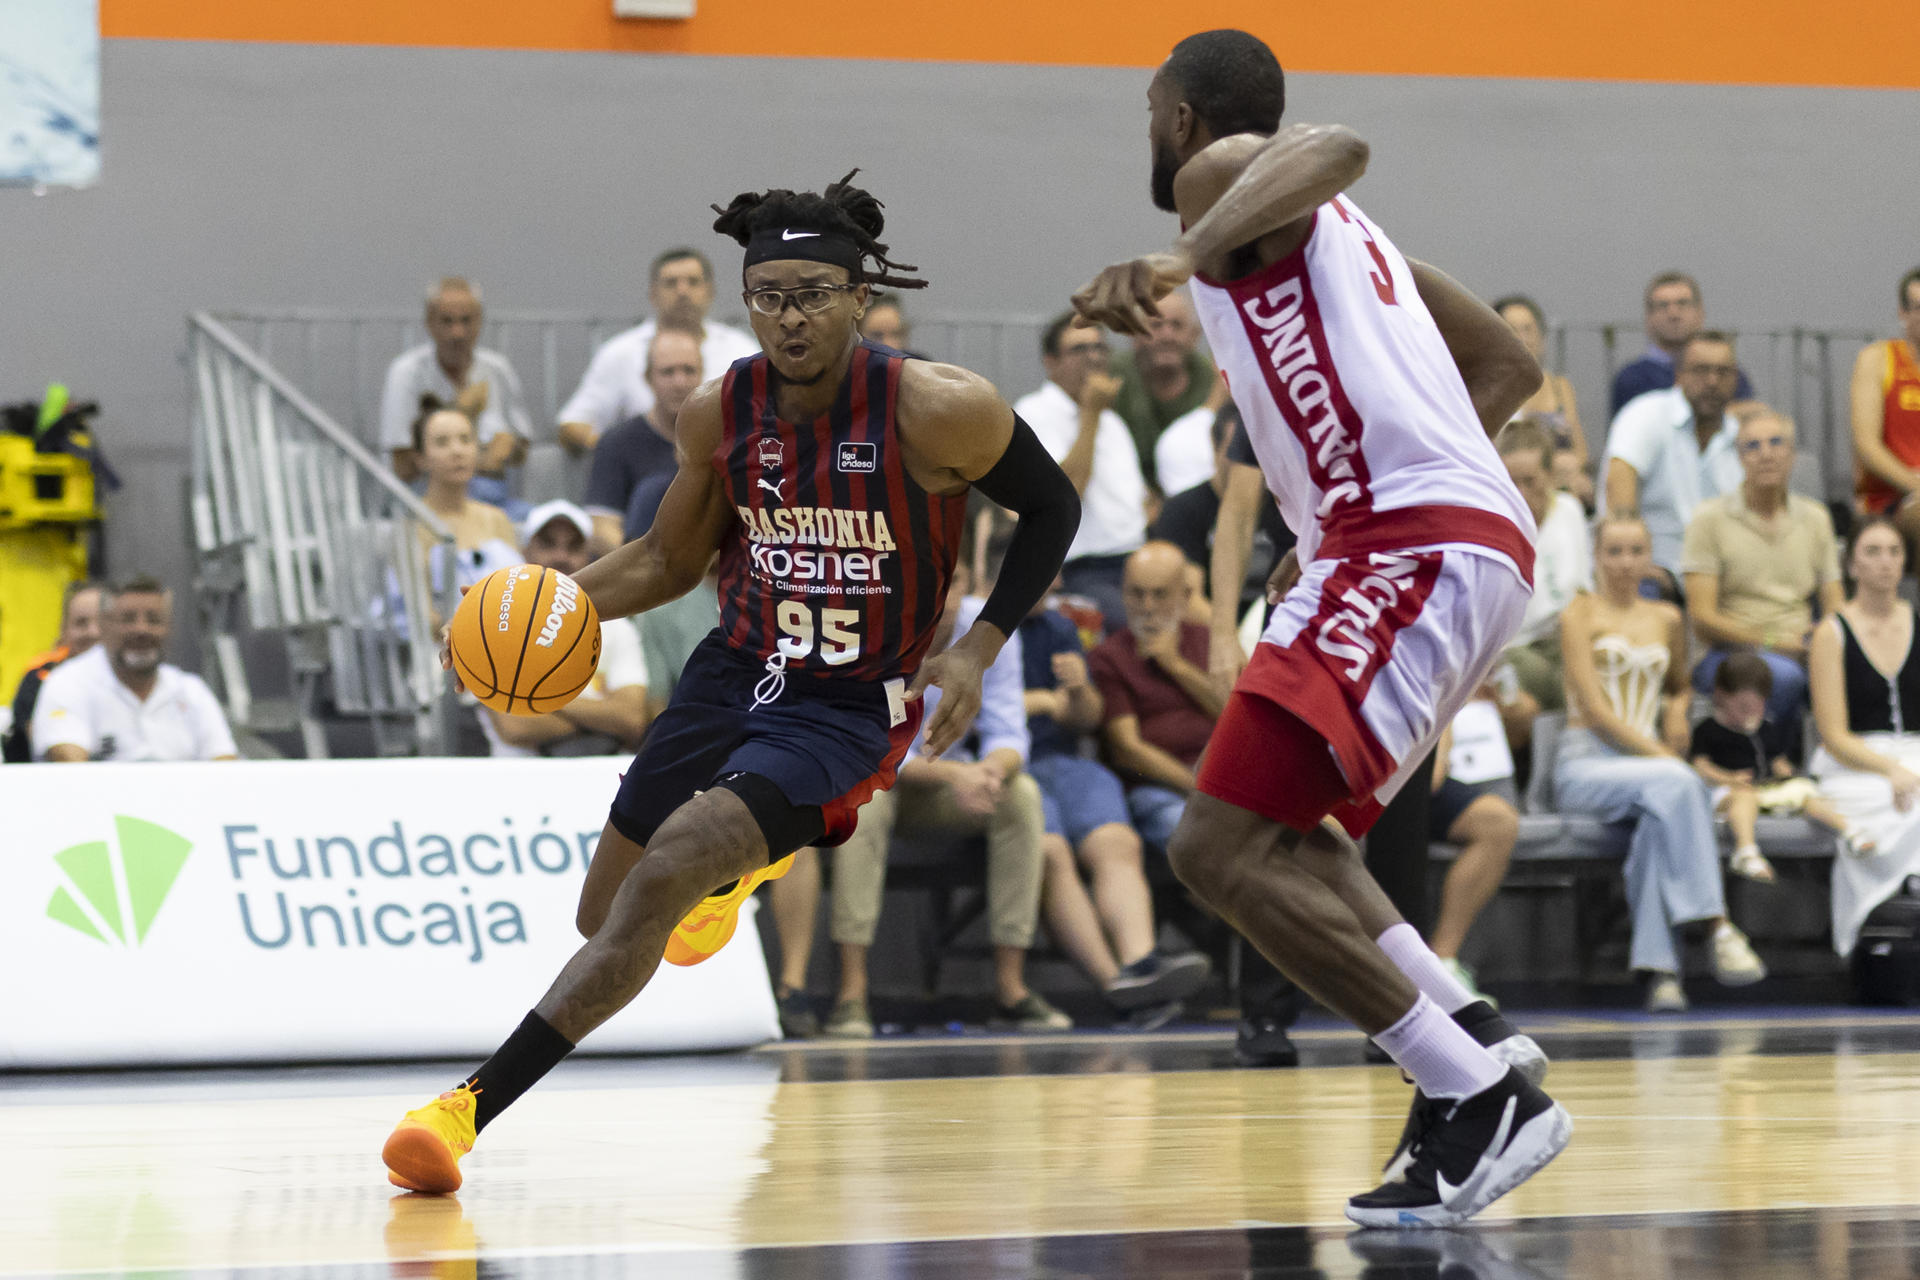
780, 342, 810, 361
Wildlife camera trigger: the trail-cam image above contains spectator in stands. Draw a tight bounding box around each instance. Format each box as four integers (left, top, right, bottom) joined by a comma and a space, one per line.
797, 566, 1064, 1038
1493, 419, 1590, 750
1690, 652, 1861, 887
557, 248, 759, 454
1109, 290, 1218, 491
858, 296, 929, 359
1609, 271, 1755, 417
1089, 542, 1224, 852
32, 576, 238, 762
1014, 552, 1212, 1022
379, 278, 533, 508
1151, 390, 1234, 499
582, 327, 703, 554
1555, 513, 1767, 1013
1601, 330, 1746, 586
412, 398, 520, 602
1151, 405, 1294, 620
1682, 409, 1842, 724
1849, 266, 1920, 540
1552, 446, 1595, 515
636, 561, 720, 718
1015, 316, 1148, 629
481, 502, 649, 758
1494, 296, 1589, 487
1427, 700, 1522, 1006
1808, 517, 1920, 958
4, 580, 104, 764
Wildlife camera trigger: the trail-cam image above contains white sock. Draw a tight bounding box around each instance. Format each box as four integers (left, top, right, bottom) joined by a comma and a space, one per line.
1374, 994, 1509, 1100
1376, 922, 1477, 1014
1734, 843, 1761, 860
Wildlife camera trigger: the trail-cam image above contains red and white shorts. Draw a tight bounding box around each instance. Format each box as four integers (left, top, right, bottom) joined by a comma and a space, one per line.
1196, 547, 1530, 837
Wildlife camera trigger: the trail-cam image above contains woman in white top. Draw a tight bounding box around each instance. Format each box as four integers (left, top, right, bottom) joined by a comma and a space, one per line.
1808, 516, 1920, 956
1555, 512, 1766, 1012
412, 398, 520, 606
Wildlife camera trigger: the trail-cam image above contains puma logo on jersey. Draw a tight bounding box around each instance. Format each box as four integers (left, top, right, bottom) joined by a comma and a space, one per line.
1314, 553, 1424, 681
759, 477, 784, 499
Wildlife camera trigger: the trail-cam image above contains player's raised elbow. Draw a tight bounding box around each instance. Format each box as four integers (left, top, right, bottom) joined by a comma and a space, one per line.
1315, 125, 1370, 183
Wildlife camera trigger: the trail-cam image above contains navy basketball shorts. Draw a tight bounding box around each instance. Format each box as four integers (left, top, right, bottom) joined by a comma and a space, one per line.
607, 631, 920, 852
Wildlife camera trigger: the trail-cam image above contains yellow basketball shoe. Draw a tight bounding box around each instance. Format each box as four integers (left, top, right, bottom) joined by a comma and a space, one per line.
383, 1083, 479, 1194
663, 854, 795, 967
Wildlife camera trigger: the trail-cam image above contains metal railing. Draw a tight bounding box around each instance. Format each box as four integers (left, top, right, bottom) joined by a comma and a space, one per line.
188, 313, 458, 757
211, 307, 1882, 506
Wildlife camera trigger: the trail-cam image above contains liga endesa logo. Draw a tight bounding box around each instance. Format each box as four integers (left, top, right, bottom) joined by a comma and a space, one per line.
46, 815, 193, 947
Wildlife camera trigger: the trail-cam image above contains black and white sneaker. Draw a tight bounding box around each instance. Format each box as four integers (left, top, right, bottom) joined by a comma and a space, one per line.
1380, 1001, 1548, 1180
1346, 1066, 1572, 1228
1104, 950, 1212, 1011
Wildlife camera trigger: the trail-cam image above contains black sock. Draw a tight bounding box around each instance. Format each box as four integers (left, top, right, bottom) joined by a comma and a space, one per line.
463, 1010, 576, 1133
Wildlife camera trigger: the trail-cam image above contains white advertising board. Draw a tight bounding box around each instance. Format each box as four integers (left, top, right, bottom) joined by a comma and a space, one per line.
0, 757, 779, 1066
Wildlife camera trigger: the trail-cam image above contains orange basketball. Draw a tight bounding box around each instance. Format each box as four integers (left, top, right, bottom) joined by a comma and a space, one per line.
448, 565, 601, 716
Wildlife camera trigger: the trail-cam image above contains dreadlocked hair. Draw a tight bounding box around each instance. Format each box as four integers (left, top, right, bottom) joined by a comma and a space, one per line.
709, 168, 929, 291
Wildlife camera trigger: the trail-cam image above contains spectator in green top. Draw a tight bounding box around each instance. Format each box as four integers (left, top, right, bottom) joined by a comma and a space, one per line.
1110, 290, 1219, 491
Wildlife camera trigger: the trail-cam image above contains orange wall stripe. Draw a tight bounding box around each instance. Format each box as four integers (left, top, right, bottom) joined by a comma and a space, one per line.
100, 0, 1920, 91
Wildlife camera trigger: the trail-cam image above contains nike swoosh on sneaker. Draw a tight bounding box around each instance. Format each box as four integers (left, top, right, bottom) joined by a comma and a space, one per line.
782, 230, 821, 240
1434, 1094, 1517, 1212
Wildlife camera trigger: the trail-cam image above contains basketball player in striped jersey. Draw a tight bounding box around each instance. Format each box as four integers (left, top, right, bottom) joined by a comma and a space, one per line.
1072, 31, 1569, 1226
1851, 266, 1920, 537
381, 172, 1082, 1194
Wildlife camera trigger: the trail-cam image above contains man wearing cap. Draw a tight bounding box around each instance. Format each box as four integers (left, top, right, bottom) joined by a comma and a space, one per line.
481, 501, 651, 757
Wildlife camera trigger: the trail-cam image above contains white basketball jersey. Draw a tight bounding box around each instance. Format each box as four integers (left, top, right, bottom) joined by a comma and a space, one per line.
1190, 196, 1536, 578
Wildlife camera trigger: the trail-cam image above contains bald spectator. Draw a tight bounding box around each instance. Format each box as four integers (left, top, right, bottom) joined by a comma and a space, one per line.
1850, 266, 1920, 542
1683, 411, 1843, 725
1015, 315, 1148, 630
32, 577, 237, 762
379, 277, 533, 508
482, 502, 651, 758
582, 327, 703, 554
1110, 290, 1220, 491
1601, 330, 1747, 586
1610, 271, 1754, 417
1088, 542, 1226, 851
4, 581, 105, 763
558, 248, 760, 454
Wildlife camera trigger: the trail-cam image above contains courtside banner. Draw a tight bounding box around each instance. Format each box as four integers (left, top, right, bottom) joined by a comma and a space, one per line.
0, 758, 780, 1066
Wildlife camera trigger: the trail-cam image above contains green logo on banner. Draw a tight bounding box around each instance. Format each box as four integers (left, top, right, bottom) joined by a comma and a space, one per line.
47, 816, 193, 946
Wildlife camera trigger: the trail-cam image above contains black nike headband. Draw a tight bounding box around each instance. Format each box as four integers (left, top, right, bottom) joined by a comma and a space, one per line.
742, 225, 865, 276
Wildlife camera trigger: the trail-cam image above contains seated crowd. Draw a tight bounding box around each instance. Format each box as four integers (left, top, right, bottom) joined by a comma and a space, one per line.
11, 257, 1920, 1032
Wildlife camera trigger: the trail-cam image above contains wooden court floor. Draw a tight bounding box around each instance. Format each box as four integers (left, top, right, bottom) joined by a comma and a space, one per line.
6, 1013, 1920, 1278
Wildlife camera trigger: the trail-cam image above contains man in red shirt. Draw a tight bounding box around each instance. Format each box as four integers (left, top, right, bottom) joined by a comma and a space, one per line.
1088, 541, 1226, 849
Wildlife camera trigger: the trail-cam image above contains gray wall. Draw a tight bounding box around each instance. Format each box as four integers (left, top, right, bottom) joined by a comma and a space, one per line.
4, 37, 1918, 661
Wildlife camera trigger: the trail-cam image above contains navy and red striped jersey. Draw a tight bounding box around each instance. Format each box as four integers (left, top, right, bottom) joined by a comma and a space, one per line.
711, 341, 969, 683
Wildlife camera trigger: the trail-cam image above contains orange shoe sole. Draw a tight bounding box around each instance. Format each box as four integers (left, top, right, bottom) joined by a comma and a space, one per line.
383, 1123, 464, 1194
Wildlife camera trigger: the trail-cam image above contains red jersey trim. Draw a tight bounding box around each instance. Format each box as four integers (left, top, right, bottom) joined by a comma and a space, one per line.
1317, 505, 1535, 588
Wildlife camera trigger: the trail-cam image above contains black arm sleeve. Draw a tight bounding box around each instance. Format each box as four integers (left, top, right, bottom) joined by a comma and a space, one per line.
968, 414, 1082, 637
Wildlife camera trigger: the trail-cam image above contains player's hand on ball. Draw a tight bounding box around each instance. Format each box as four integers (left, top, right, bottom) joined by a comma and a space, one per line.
1070, 251, 1196, 337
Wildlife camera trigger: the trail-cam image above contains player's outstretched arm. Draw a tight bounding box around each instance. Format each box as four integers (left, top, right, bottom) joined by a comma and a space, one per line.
572, 380, 734, 621
898, 362, 1082, 756
1407, 259, 1544, 436
1071, 126, 1368, 335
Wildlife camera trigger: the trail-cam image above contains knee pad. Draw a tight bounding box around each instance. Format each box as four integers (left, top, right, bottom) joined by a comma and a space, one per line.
712, 770, 827, 859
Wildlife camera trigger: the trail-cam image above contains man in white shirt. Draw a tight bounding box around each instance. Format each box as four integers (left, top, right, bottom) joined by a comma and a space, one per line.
557, 248, 760, 454
481, 502, 650, 758
1013, 315, 1149, 629
1601, 330, 1745, 585
379, 277, 534, 506
1493, 419, 1591, 740
33, 577, 238, 762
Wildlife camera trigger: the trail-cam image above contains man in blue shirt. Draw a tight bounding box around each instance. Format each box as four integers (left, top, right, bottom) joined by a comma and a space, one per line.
1610, 271, 1754, 417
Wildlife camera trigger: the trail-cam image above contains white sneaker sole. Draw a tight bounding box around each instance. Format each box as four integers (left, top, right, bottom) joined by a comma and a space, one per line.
1346, 1102, 1573, 1229
1489, 1034, 1548, 1086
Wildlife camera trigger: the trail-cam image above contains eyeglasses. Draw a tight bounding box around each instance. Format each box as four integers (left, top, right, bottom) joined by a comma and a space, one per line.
1059, 342, 1112, 358
1739, 434, 1790, 453
743, 284, 860, 316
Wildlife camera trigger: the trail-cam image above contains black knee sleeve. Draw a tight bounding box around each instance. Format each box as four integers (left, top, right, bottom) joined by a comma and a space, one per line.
713, 770, 827, 859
